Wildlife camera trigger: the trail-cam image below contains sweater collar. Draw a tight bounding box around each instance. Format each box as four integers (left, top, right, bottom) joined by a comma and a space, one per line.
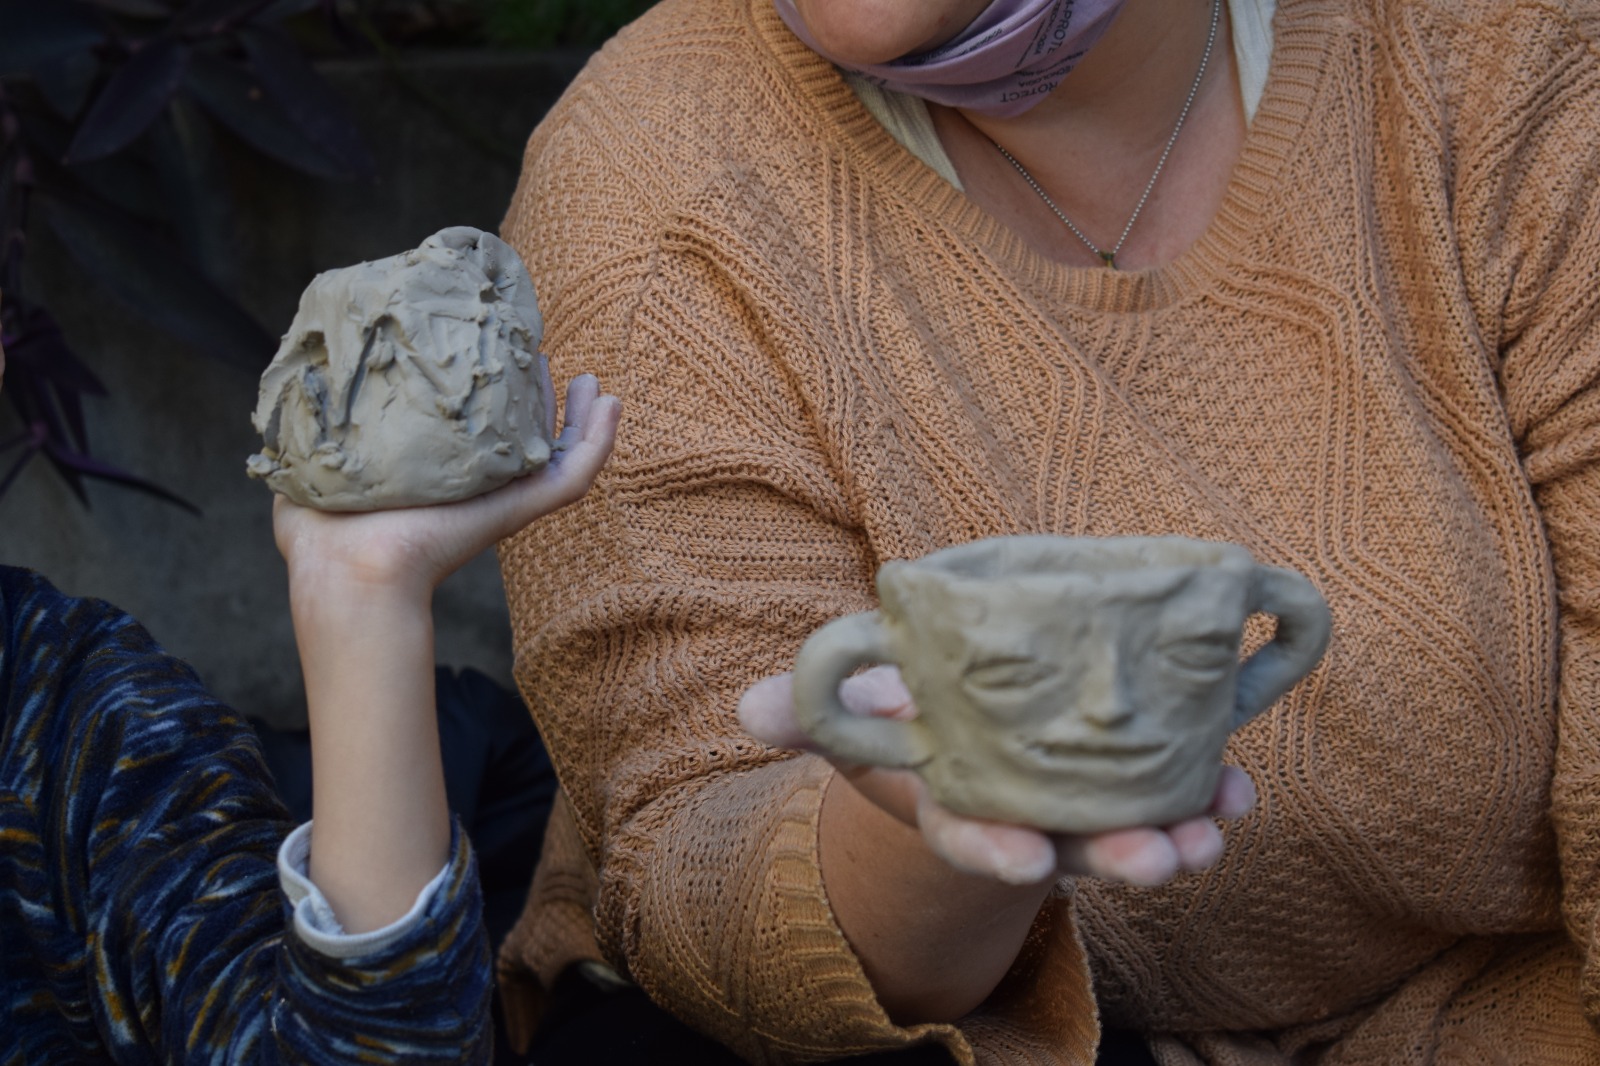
746, 0, 1337, 312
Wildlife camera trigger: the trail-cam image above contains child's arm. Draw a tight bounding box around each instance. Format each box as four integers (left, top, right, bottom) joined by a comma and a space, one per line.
273, 374, 619, 932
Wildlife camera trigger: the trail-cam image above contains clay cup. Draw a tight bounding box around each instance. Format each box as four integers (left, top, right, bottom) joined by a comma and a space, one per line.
791, 535, 1331, 833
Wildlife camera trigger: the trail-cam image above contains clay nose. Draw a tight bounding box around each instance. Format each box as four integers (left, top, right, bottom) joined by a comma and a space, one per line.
1071, 654, 1136, 729
1077, 688, 1137, 729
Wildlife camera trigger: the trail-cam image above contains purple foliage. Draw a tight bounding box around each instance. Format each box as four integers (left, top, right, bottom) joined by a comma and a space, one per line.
0, 0, 372, 510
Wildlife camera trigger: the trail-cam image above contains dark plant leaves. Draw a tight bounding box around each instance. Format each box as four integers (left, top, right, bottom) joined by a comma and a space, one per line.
45, 440, 200, 513
0, 440, 41, 500
87, 0, 173, 17
39, 190, 274, 368
149, 99, 234, 279
18, 371, 85, 461
261, 0, 322, 20
183, 47, 343, 178
27, 134, 168, 233
43, 450, 88, 502
1, 0, 359, 512
56, 387, 90, 455
4, 308, 107, 396
173, 0, 276, 35
314, 0, 358, 49
5, 308, 106, 451
32, 50, 102, 121
0, 0, 106, 79
4, 369, 87, 499
66, 39, 192, 163
240, 25, 373, 178
0, 427, 42, 456
0, 326, 195, 510
13, 97, 76, 167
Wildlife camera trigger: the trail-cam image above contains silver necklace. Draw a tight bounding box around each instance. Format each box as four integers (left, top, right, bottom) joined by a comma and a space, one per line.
992, 0, 1219, 270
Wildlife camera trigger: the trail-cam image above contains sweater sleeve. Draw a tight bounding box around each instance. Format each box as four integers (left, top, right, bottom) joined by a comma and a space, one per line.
1457, 1, 1600, 1029
496, 76, 1096, 1064
499, 117, 953, 1066
0, 569, 492, 1063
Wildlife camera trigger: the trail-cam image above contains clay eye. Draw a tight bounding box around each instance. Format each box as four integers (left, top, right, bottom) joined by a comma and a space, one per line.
963, 657, 1059, 691
1160, 636, 1236, 675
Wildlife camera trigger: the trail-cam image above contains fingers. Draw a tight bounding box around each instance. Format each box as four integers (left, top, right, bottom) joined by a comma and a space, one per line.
1053, 768, 1256, 886
485, 380, 619, 536
739, 663, 915, 753
738, 659, 1257, 890
545, 389, 620, 507
1210, 765, 1257, 821
558, 373, 599, 449
538, 354, 557, 443
1056, 827, 1182, 886
917, 792, 1058, 885
1159, 766, 1256, 873
837, 664, 915, 720
1165, 817, 1225, 872
737, 673, 818, 751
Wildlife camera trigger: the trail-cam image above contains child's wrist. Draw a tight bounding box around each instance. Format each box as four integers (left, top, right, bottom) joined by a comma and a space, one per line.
287, 562, 434, 621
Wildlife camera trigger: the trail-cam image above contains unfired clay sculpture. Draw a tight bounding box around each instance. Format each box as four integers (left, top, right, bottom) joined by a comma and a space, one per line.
792, 535, 1332, 833
247, 226, 554, 510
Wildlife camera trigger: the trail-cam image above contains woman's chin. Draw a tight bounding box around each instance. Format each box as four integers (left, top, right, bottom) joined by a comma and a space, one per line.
789, 0, 991, 66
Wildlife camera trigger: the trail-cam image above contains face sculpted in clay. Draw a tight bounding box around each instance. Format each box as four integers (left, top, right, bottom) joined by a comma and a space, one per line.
247, 226, 554, 510
792, 535, 1332, 833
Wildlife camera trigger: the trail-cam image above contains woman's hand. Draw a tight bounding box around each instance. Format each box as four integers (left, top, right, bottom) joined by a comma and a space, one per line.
273, 373, 621, 599
740, 665, 1255, 887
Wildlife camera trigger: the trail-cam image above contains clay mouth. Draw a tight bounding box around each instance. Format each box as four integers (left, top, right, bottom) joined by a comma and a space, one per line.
1022, 738, 1167, 760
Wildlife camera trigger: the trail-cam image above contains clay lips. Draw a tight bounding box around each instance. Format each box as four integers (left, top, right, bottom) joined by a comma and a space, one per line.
247, 226, 555, 511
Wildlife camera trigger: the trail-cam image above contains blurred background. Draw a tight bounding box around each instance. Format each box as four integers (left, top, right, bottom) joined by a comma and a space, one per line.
0, 0, 658, 728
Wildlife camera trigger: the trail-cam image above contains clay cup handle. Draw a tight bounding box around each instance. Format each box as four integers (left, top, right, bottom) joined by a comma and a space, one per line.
791, 612, 933, 769
1233, 566, 1333, 728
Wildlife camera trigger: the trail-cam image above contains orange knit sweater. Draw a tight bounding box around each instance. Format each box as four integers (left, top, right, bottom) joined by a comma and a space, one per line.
496, 0, 1600, 1062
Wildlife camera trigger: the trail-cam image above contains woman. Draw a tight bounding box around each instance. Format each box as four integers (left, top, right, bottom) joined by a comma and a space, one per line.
495, 0, 1600, 1061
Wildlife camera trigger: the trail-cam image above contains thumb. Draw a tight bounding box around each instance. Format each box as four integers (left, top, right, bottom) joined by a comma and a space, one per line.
737, 673, 818, 751
838, 664, 916, 720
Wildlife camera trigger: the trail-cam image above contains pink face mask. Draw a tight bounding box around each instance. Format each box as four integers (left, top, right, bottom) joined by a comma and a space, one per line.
773, 0, 1127, 117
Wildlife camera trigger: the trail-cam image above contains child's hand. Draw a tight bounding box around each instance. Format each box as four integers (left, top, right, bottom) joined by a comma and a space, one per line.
273, 373, 620, 599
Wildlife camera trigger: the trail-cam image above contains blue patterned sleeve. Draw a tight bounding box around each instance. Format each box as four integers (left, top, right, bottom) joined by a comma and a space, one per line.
271, 826, 493, 1061
0, 567, 492, 1063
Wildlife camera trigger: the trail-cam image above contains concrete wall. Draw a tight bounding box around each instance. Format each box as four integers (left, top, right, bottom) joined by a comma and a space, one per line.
0, 50, 589, 728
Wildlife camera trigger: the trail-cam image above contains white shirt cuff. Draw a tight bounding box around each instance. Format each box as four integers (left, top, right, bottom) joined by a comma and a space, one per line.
276, 821, 453, 961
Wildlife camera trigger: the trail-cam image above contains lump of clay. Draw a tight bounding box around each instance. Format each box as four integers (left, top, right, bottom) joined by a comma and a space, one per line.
247, 226, 553, 511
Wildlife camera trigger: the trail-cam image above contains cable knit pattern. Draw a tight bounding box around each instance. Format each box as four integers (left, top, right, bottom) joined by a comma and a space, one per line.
495, 0, 1600, 1061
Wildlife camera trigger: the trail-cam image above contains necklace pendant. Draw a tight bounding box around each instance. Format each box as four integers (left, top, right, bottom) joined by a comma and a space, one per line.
992, 0, 1218, 280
